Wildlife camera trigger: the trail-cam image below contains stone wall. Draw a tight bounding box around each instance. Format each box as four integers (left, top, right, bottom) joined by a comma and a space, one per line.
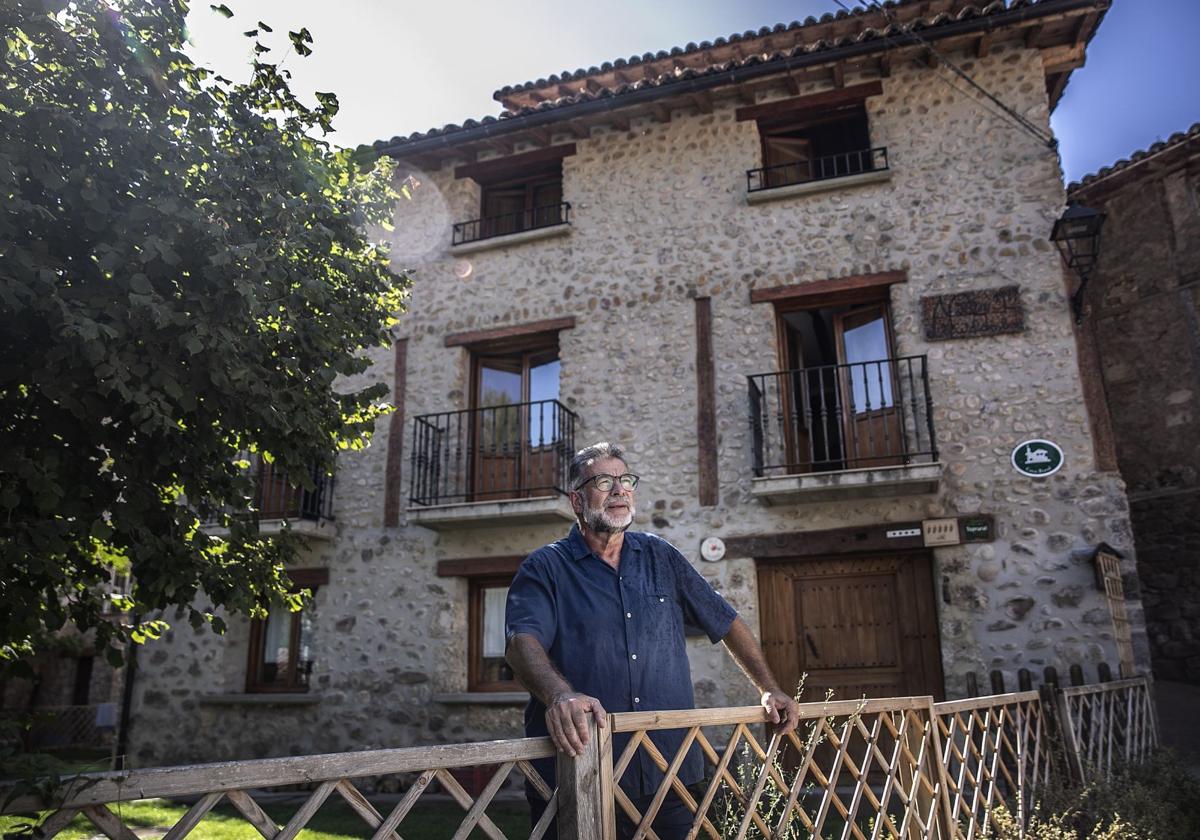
1079, 157, 1200, 682
127, 44, 1147, 769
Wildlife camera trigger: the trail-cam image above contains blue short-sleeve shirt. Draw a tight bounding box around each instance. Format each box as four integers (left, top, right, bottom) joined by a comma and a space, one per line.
505, 525, 737, 797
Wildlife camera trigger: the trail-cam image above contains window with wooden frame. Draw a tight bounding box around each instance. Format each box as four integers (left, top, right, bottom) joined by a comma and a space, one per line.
246, 568, 327, 693
758, 102, 873, 188
469, 332, 563, 501
438, 557, 523, 692
479, 163, 563, 239
774, 289, 903, 473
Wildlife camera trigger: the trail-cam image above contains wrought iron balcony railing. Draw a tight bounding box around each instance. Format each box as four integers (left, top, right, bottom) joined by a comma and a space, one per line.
748, 355, 937, 477
452, 201, 571, 246
253, 458, 335, 521
409, 399, 577, 506
747, 146, 889, 193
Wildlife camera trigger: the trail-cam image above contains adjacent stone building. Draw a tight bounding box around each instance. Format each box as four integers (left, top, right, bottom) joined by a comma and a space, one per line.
1069, 123, 1200, 684
127, 0, 1150, 769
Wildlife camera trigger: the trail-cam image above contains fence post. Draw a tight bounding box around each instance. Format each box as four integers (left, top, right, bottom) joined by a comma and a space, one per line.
923, 698, 959, 840
556, 717, 611, 840
1053, 686, 1085, 783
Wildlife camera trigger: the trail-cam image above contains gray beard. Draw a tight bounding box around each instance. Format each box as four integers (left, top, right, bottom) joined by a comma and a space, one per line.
583, 497, 635, 533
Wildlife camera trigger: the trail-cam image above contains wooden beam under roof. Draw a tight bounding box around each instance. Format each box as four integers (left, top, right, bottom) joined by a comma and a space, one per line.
562, 121, 590, 139
1073, 11, 1099, 45
878, 53, 892, 78
483, 136, 515, 156
922, 49, 939, 69
1041, 42, 1087, 74
689, 91, 713, 114
652, 103, 672, 123
609, 113, 630, 131
1025, 23, 1044, 48
831, 62, 845, 88
783, 72, 802, 96
975, 33, 991, 58
530, 125, 556, 145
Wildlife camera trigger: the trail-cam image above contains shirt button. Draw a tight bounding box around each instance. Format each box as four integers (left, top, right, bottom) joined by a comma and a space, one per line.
659, 597, 665, 602
631, 654, 637, 660
626, 612, 632, 619
634, 697, 640, 703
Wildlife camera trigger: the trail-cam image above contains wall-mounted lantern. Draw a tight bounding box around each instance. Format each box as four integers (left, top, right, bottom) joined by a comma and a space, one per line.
1051, 201, 1106, 322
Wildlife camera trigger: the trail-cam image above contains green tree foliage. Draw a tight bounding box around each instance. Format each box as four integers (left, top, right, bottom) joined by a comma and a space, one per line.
0, 0, 407, 663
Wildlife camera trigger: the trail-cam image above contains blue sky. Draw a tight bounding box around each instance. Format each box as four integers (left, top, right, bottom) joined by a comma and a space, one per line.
184, 0, 1199, 183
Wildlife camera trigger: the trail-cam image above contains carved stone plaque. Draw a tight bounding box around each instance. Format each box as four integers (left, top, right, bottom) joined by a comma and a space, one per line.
921, 285, 1025, 341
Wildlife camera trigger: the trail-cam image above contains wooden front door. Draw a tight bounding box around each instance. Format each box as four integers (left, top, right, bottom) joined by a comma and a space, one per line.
757, 554, 944, 705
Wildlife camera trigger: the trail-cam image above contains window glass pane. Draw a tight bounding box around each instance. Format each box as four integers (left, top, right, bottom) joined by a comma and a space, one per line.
297, 605, 315, 688
478, 363, 522, 452
260, 610, 292, 685
842, 316, 893, 410
482, 586, 508, 658
528, 359, 561, 445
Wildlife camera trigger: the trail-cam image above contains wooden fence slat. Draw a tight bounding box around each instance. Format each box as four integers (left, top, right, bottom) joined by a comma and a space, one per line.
333, 779, 404, 840
2, 737, 557, 813
276, 779, 336, 840
449, 760, 514, 840
432, 770, 507, 840
162, 792, 224, 840
226, 789, 280, 840
33, 807, 80, 840
368, 770, 433, 840
81, 805, 140, 840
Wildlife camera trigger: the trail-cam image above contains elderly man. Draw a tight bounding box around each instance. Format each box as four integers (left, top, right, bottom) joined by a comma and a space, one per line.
505, 442, 800, 839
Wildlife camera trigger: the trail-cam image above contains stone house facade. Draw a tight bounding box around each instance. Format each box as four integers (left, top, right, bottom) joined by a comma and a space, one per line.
126, 0, 1149, 769
1069, 123, 1200, 685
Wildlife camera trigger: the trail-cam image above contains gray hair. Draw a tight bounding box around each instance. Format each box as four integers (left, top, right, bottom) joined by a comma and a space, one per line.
568, 442, 628, 489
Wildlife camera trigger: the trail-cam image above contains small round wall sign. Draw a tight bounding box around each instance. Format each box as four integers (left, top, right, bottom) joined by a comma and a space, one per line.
1011, 439, 1064, 478
700, 537, 726, 562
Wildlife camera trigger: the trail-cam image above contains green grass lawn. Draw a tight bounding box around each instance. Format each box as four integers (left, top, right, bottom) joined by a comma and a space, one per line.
0, 797, 531, 840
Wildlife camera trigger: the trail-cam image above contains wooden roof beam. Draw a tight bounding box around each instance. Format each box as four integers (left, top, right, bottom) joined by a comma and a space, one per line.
652, 103, 672, 124
1025, 23, 1044, 48
878, 53, 892, 78
483, 137, 515, 156
689, 91, 714, 114
1041, 42, 1087, 74
1073, 11, 1099, 46
784, 72, 802, 96
609, 113, 630, 132
831, 62, 845, 88
563, 121, 591, 139
525, 125, 553, 146
975, 33, 992, 58
922, 49, 939, 69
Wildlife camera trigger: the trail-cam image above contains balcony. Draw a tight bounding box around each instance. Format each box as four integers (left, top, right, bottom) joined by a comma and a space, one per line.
450, 202, 572, 252
748, 355, 941, 504
204, 458, 336, 540
746, 147, 891, 204
408, 399, 578, 530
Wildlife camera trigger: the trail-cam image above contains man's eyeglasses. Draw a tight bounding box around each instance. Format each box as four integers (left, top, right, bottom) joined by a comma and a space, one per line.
574, 473, 640, 493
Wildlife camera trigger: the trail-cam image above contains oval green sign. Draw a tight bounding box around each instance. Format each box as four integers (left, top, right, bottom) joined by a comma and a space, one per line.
1011, 439, 1064, 477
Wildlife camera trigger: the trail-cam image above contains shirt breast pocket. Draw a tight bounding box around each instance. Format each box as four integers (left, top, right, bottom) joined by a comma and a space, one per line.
641, 591, 684, 652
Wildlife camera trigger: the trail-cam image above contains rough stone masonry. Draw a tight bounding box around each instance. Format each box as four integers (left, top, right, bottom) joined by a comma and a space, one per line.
128, 40, 1148, 769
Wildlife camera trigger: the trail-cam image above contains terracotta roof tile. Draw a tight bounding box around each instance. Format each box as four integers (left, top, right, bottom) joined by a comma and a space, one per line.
1069, 123, 1200, 194
370, 0, 1103, 157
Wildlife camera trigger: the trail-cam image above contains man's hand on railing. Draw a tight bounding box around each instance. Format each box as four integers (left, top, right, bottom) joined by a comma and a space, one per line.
761, 689, 801, 737
546, 692, 608, 757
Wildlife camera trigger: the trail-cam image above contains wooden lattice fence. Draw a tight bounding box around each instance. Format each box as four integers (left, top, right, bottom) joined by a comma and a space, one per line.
0, 676, 1157, 840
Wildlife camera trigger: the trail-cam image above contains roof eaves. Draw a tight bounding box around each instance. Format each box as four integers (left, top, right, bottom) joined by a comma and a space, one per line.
368, 0, 1107, 161
1069, 123, 1200, 196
